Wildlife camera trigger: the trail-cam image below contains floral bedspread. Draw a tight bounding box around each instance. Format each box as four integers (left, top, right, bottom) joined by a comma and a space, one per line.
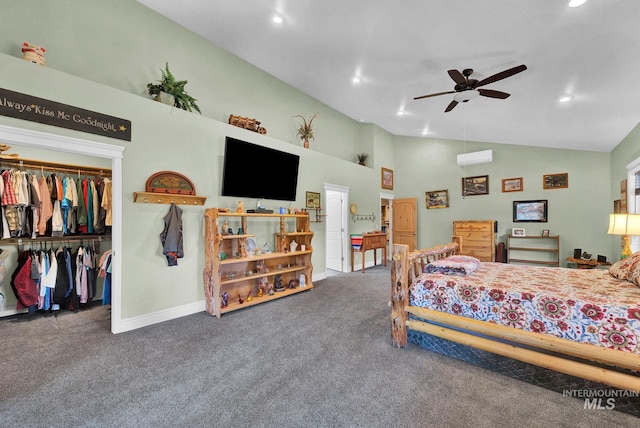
409, 263, 640, 354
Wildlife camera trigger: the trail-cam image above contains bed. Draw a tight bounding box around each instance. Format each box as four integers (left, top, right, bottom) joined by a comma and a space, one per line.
390, 239, 640, 392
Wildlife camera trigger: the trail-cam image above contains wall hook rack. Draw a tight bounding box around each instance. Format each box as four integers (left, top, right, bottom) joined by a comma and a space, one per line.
352, 213, 376, 223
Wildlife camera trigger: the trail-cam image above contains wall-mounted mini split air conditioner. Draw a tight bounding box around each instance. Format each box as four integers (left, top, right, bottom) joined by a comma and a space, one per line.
456, 149, 493, 166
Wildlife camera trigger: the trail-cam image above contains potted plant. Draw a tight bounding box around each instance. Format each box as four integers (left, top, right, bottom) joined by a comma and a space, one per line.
357, 153, 368, 166
147, 63, 201, 113
294, 113, 318, 148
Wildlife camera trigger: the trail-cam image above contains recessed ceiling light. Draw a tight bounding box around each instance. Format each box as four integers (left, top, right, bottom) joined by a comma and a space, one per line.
568, 0, 587, 7
272, 13, 285, 24
397, 110, 405, 116
352, 76, 362, 84
559, 95, 573, 103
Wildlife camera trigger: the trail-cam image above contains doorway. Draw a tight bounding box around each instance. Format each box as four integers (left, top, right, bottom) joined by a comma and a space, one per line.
324, 183, 349, 273
0, 124, 124, 333
380, 192, 394, 261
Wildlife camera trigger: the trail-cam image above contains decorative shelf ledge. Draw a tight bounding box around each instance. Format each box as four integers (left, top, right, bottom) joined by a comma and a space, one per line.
133, 192, 206, 206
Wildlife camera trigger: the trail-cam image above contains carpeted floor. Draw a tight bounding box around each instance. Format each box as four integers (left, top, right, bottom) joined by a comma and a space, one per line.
1, 265, 638, 428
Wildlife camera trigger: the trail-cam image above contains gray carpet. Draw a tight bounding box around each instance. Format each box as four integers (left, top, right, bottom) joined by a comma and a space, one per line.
1, 265, 638, 428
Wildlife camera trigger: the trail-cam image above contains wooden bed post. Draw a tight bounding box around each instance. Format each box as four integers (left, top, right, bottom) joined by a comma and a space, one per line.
391, 244, 409, 348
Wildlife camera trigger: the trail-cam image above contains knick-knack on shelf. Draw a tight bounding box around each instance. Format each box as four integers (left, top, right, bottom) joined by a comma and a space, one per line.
221, 292, 229, 308
21, 42, 46, 66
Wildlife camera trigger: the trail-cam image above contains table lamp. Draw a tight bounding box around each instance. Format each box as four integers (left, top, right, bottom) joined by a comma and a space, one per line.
607, 213, 640, 259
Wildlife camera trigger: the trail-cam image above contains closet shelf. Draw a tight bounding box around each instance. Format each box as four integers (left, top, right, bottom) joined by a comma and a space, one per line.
133, 191, 206, 206
0, 157, 111, 177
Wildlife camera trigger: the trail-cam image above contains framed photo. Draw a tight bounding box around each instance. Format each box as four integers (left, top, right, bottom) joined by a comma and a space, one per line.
462, 175, 489, 196
426, 189, 449, 209
542, 229, 550, 237
543, 173, 568, 189
513, 199, 548, 223
381, 167, 394, 190
512, 228, 526, 237
305, 191, 320, 208
502, 177, 523, 193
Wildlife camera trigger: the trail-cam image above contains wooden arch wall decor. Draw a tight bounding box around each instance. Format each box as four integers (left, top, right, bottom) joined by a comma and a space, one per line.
134, 170, 206, 205
145, 171, 196, 195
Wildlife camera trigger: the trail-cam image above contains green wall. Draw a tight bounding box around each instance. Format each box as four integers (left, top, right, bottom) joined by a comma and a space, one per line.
392, 136, 612, 258
0, 0, 636, 330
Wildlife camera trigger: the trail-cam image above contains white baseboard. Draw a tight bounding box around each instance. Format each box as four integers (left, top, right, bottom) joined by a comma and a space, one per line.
113, 300, 206, 334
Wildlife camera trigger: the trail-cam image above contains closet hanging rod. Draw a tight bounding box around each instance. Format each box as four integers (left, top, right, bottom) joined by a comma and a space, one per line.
0, 157, 111, 177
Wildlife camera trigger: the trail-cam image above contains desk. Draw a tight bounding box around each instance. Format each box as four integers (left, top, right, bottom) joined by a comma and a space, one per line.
566, 257, 611, 269
352, 232, 387, 273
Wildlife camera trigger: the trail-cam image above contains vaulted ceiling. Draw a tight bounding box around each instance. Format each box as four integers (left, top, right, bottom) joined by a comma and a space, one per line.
137, 0, 640, 152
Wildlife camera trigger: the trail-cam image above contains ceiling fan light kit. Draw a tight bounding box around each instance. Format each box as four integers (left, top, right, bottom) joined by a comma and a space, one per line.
414, 64, 527, 112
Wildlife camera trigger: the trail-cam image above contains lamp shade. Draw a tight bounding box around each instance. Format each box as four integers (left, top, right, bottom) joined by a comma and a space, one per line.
608, 213, 640, 236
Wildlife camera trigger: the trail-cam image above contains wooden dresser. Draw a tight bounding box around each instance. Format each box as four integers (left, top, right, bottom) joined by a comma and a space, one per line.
452, 220, 496, 262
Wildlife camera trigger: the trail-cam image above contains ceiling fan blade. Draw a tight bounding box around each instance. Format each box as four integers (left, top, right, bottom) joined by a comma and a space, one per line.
475, 64, 527, 88
478, 89, 511, 99
414, 90, 455, 100
447, 69, 466, 85
444, 100, 458, 112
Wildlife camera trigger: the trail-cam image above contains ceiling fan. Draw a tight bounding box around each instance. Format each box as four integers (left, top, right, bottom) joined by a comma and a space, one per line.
414, 64, 527, 112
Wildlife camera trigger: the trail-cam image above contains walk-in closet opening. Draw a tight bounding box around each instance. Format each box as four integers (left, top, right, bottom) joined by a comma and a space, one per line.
0, 124, 123, 333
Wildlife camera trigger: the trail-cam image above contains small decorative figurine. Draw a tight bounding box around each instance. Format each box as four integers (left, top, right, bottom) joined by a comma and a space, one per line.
274, 274, 285, 292
221, 292, 229, 308
21, 42, 46, 66
236, 200, 245, 213
288, 279, 299, 289
237, 227, 243, 235
222, 220, 230, 235
290, 240, 298, 252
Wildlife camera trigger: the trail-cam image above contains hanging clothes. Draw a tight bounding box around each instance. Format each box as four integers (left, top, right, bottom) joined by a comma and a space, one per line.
37, 173, 53, 236
102, 178, 112, 227
160, 203, 183, 267
10, 250, 38, 310
99, 249, 112, 305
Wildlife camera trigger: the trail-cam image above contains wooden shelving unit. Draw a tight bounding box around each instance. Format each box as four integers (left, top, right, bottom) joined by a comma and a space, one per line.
305, 207, 326, 223
203, 209, 314, 318
507, 235, 560, 267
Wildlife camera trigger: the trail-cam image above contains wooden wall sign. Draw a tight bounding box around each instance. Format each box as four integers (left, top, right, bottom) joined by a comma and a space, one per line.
0, 87, 131, 141
145, 171, 196, 195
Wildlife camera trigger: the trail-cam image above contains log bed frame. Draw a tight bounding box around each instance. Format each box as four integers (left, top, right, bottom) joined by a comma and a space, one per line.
390, 239, 640, 392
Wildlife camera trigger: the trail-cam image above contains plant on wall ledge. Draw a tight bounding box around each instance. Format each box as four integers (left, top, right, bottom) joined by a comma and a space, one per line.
147, 63, 201, 114
294, 113, 318, 148
357, 153, 368, 166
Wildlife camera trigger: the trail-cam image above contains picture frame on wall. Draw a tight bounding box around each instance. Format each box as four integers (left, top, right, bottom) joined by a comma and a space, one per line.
462, 175, 489, 196
381, 167, 394, 190
502, 177, 523, 192
513, 199, 548, 222
543, 173, 568, 189
305, 191, 320, 208
512, 228, 526, 237
426, 189, 449, 209
542, 229, 550, 237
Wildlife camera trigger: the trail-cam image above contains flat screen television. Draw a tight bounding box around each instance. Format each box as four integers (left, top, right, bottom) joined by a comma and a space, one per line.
221, 137, 300, 201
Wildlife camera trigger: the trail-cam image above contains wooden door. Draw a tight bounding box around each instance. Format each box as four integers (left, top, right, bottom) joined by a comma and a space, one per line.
392, 198, 417, 252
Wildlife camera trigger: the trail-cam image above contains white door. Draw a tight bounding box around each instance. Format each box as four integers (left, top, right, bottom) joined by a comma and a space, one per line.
325, 185, 348, 272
